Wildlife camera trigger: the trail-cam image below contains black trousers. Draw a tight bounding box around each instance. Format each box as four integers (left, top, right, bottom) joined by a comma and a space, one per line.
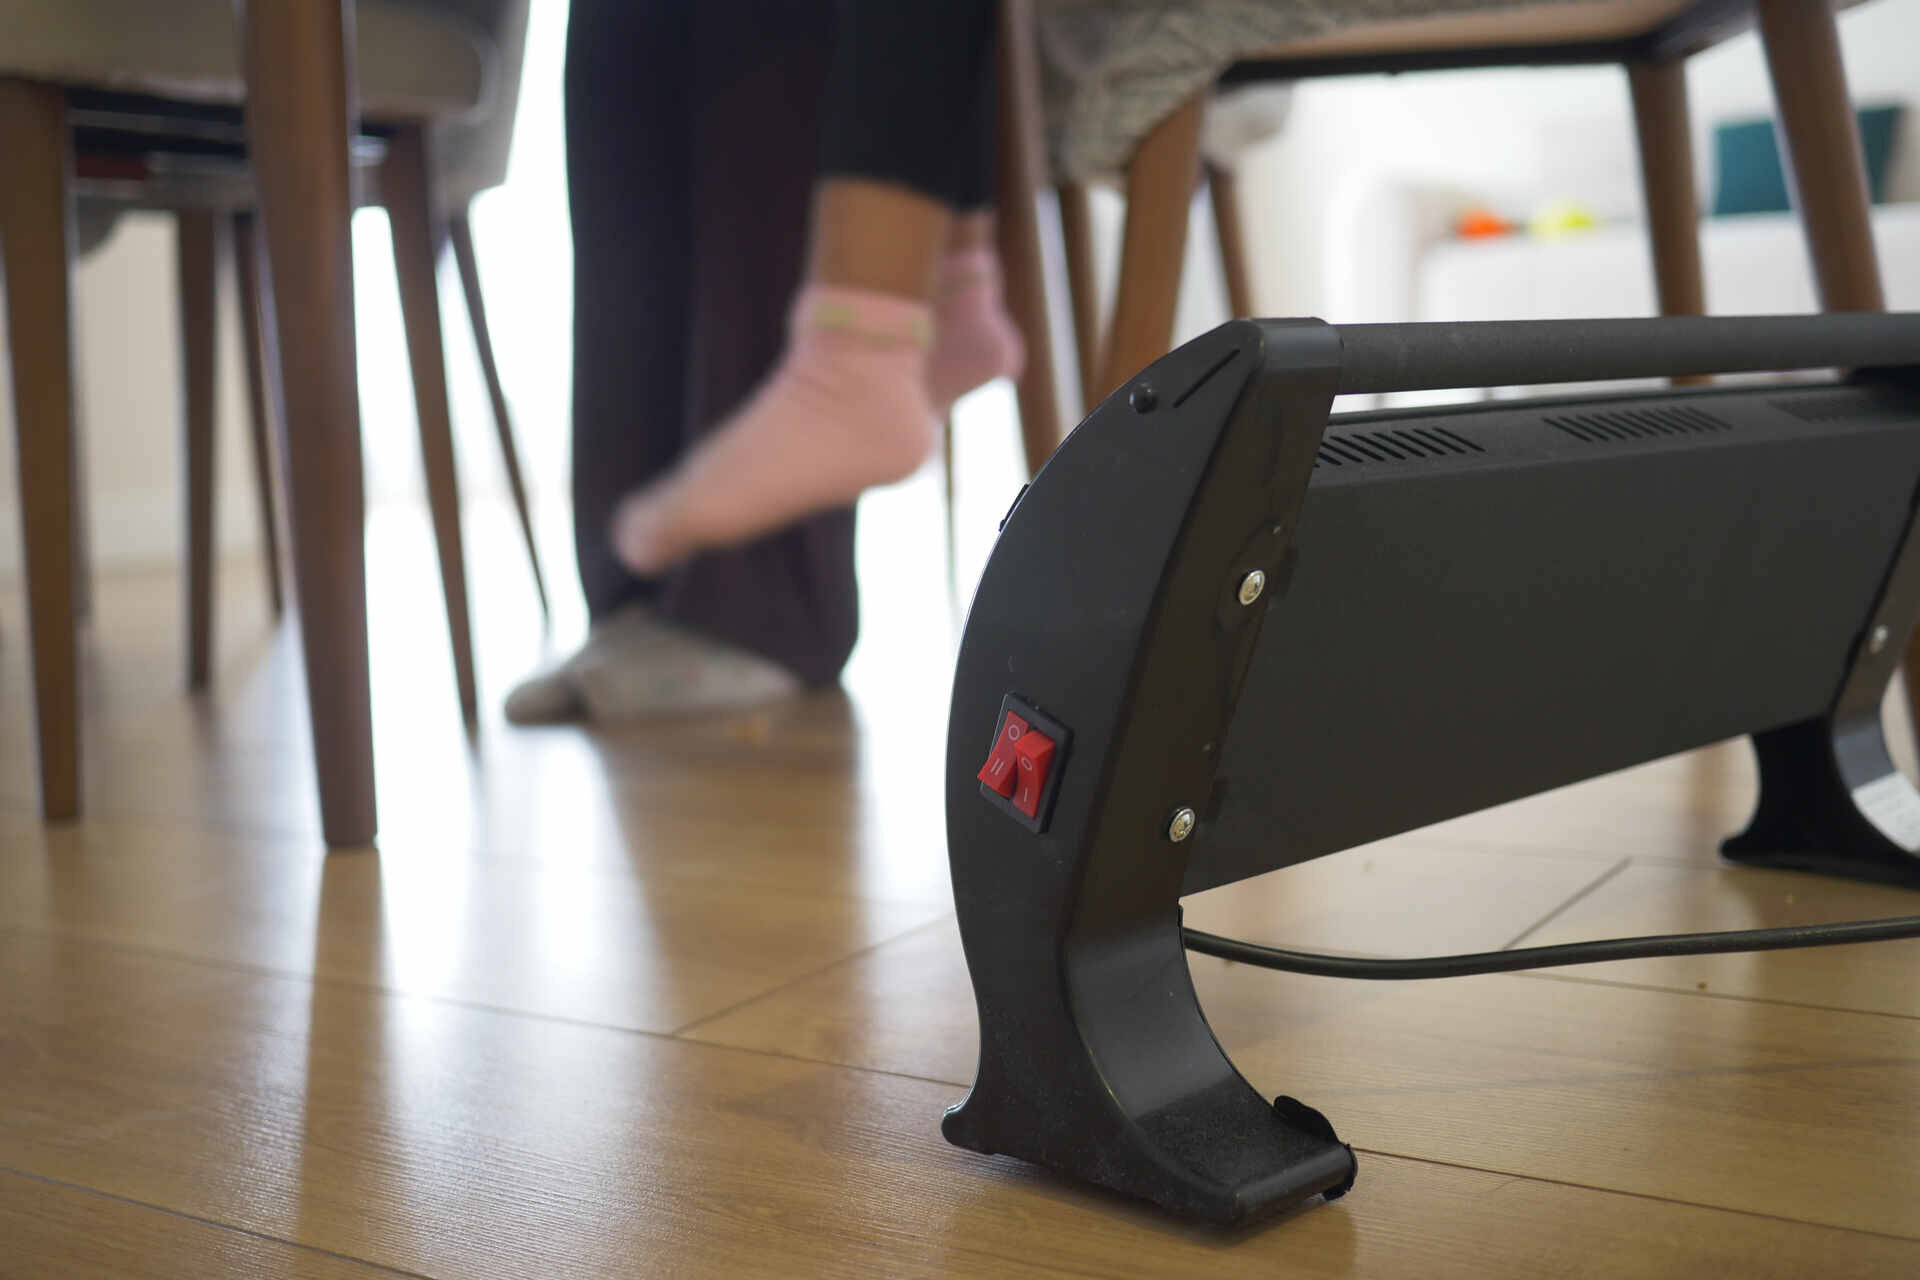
818, 0, 997, 208
563, 0, 995, 685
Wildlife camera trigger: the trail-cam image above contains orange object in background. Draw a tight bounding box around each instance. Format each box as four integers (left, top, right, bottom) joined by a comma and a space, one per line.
1455, 207, 1515, 239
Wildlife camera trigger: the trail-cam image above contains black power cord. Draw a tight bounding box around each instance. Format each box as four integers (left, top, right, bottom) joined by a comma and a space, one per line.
1182, 914, 1920, 980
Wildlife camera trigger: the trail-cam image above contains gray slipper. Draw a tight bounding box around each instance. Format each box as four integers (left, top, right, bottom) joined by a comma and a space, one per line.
502, 603, 803, 725
503, 665, 586, 725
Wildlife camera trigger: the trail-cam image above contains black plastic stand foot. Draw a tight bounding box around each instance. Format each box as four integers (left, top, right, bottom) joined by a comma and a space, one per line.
1724, 715, 1920, 889
942, 321, 1355, 1225
1726, 415, 1920, 892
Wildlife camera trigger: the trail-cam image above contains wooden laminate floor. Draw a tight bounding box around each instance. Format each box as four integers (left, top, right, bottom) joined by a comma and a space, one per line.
4, 502, 1920, 1277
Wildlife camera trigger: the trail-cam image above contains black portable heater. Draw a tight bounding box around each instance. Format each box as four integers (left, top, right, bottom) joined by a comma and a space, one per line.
941, 313, 1920, 1225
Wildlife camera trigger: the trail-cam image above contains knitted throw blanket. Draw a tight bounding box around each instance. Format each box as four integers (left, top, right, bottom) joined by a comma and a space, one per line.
1035, 0, 1586, 178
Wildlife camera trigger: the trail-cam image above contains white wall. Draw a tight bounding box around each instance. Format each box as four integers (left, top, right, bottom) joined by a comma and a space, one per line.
1046, 0, 1919, 420
1244, 0, 1920, 321
0, 212, 263, 580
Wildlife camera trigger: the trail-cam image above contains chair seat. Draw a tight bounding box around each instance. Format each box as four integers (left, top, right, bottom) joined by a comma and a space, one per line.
0, 0, 492, 120
1251, 0, 1698, 60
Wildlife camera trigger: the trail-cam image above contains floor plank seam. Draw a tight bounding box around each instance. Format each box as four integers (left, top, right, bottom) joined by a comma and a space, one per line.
5, 807, 961, 913
10, 885, 1918, 1045
1350, 1148, 1920, 1243
0, 1163, 428, 1276
0, 914, 968, 1064
1499, 857, 1632, 950
666, 914, 959, 1038
677, 1037, 973, 1093
1507, 966, 1920, 1021
3, 921, 987, 1091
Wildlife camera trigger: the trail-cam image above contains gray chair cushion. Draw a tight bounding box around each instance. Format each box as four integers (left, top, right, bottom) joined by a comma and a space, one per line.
0, 0, 492, 120
425, 0, 527, 207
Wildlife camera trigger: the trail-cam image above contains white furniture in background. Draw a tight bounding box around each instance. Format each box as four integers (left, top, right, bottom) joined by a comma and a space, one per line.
1416, 203, 1920, 321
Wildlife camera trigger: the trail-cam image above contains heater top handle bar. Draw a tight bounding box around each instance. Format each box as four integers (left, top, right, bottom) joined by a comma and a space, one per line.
1322, 313, 1920, 396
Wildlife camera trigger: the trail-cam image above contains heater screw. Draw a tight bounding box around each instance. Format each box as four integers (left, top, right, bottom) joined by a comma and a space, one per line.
1168, 807, 1197, 842
1129, 383, 1159, 413
1237, 570, 1266, 606
1871, 625, 1891, 655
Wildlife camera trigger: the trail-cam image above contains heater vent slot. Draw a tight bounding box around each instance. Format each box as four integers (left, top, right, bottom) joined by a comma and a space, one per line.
1316, 426, 1483, 469
1545, 405, 1731, 444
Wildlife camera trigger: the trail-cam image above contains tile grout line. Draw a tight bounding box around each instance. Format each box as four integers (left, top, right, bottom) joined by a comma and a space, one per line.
0, 1163, 428, 1277
1499, 856, 1632, 951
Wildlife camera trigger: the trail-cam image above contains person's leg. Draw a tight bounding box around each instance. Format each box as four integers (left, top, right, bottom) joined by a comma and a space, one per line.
607, 180, 951, 575
609, 0, 999, 576
563, 0, 692, 622
508, 0, 701, 722
511, 0, 848, 722
928, 39, 1022, 411
929, 210, 1025, 413
646, 0, 857, 689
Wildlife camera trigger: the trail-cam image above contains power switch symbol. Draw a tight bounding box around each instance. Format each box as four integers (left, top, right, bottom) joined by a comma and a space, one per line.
976, 711, 1029, 797
975, 695, 1072, 833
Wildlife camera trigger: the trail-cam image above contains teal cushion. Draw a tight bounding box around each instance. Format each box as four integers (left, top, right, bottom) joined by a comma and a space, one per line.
1711, 104, 1904, 217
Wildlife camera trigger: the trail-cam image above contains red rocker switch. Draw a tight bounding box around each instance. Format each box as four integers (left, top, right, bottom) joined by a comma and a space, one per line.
976, 712, 1029, 797
977, 695, 1071, 831
1010, 730, 1056, 818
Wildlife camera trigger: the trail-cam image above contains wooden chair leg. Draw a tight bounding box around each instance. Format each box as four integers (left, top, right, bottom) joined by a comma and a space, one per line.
1755, 0, 1885, 313
233, 212, 287, 617
448, 208, 549, 621
1753, 0, 1907, 749
1099, 91, 1205, 402
1057, 180, 1103, 415
240, 0, 377, 846
996, 0, 1063, 479
1626, 57, 1709, 390
71, 388, 92, 625
383, 124, 478, 722
177, 211, 219, 687
1207, 161, 1257, 321
0, 78, 81, 820
1626, 60, 1706, 319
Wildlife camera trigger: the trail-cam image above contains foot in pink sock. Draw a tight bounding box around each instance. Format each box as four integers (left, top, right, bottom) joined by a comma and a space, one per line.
611, 285, 939, 575
928, 247, 1025, 413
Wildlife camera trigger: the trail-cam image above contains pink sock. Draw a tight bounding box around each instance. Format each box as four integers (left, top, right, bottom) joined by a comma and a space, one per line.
611, 285, 938, 575
927, 247, 1025, 413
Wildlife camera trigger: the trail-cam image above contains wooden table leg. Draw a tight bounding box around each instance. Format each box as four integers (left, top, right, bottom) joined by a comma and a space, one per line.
238, 0, 377, 846
1099, 91, 1204, 403
0, 78, 81, 821
177, 211, 220, 687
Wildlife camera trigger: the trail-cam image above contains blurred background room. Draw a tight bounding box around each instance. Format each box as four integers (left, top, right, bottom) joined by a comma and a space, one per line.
4, 0, 1920, 1272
